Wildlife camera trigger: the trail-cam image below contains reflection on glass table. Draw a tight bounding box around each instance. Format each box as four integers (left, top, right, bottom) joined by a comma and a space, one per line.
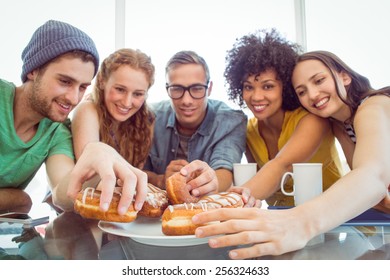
1, 209, 390, 260
98, 217, 390, 260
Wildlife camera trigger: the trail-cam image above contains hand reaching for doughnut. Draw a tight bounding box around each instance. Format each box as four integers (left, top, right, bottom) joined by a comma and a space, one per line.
229, 186, 262, 208
67, 142, 148, 215
164, 159, 189, 184
180, 160, 218, 198
193, 207, 311, 259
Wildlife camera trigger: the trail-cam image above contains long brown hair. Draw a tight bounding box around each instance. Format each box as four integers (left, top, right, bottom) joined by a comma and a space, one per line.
296, 50, 390, 121
92, 48, 155, 168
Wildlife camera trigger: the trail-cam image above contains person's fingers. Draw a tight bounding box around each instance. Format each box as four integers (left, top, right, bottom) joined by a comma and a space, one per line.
67, 164, 97, 199
66, 143, 149, 215
207, 230, 266, 249
190, 182, 216, 197
166, 160, 189, 180
67, 143, 116, 200
195, 217, 265, 247
244, 195, 256, 207
242, 188, 251, 203
255, 199, 262, 208
227, 242, 275, 260
230, 187, 250, 202
180, 159, 205, 176
130, 168, 148, 211
112, 161, 147, 215
167, 160, 188, 172
186, 167, 217, 196
96, 169, 117, 212
194, 207, 262, 224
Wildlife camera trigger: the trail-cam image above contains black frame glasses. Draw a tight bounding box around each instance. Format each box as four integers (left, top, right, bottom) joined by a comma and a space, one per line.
165, 83, 209, 99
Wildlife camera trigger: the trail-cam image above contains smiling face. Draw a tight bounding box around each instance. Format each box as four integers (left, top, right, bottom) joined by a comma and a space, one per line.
101, 65, 149, 123
166, 63, 210, 131
242, 69, 284, 122
292, 59, 351, 121
28, 56, 94, 122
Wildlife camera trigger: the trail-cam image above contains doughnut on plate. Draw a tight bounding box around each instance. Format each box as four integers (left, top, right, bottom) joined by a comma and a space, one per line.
98, 216, 214, 247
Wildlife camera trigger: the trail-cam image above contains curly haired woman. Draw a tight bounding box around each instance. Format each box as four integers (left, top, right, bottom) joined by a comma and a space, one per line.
72, 48, 155, 175
193, 46, 390, 261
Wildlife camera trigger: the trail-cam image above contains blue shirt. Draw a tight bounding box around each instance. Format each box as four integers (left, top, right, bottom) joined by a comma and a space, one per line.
144, 99, 247, 174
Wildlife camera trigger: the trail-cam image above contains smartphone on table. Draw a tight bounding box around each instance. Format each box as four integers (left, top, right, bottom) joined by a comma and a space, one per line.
0, 212, 49, 227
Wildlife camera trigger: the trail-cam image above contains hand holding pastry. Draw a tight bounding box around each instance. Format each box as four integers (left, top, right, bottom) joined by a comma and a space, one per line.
162, 192, 244, 235
74, 188, 137, 222
193, 207, 310, 259
179, 160, 218, 198
229, 186, 262, 208
67, 142, 148, 215
164, 159, 189, 182
138, 184, 169, 218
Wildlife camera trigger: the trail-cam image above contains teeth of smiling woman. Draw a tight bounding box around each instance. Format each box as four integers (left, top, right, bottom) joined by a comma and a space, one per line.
117, 106, 130, 113
315, 98, 329, 108
253, 105, 266, 111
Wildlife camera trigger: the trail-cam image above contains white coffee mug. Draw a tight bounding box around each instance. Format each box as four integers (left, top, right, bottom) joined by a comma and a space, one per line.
233, 163, 257, 186
280, 163, 323, 206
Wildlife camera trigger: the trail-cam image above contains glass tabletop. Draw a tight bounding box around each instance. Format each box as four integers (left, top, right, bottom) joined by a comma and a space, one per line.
1, 206, 390, 260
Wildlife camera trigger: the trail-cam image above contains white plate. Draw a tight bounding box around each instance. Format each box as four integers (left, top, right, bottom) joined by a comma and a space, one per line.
98, 216, 211, 247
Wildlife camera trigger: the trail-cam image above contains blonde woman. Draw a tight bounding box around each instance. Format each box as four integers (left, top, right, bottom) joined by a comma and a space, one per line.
71, 48, 155, 211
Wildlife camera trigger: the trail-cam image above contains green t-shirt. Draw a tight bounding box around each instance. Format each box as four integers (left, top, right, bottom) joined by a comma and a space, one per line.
0, 79, 74, 189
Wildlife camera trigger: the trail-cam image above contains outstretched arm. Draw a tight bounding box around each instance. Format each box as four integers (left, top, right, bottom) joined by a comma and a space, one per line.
193, 97, 390, 259
243, 113, 331, 199
46, 154, 76, 211
71, 101, 100, 160
215, 168, 234, 192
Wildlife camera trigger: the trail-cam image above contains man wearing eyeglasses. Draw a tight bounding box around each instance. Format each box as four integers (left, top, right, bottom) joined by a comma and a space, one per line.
144, 51, 247, 198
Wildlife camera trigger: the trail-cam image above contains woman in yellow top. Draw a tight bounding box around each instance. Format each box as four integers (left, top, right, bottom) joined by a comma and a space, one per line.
223, 29, 343, 206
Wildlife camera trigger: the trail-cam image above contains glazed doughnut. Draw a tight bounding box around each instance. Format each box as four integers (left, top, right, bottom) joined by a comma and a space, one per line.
198, 192, 244, 209
138, 183, 169, 218
166, 171, 200, 204
162, 192, 243, 235
74, 187, 137, 223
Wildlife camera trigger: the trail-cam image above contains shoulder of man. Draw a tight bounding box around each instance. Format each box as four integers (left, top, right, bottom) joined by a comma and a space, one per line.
40, 117, 72, 136
0, 78, 14, 88
0, 79, 15, 97
148, 100, 171, 113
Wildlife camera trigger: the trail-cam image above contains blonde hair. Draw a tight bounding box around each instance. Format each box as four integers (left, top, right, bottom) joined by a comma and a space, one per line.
92, 48, 155, 168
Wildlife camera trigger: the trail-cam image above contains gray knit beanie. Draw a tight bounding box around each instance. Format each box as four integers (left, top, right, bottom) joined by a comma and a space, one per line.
21, 20, 100, 82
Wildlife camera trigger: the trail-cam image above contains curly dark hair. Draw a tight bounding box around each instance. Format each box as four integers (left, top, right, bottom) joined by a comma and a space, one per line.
224, 29, 302, 110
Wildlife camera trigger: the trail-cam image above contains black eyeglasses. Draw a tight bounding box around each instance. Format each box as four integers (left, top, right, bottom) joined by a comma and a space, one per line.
166, 83, 208, 99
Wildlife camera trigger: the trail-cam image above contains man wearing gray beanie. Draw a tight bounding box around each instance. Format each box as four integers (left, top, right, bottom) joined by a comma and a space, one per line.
0, 20, 148, 218
21, 20, 100, 82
